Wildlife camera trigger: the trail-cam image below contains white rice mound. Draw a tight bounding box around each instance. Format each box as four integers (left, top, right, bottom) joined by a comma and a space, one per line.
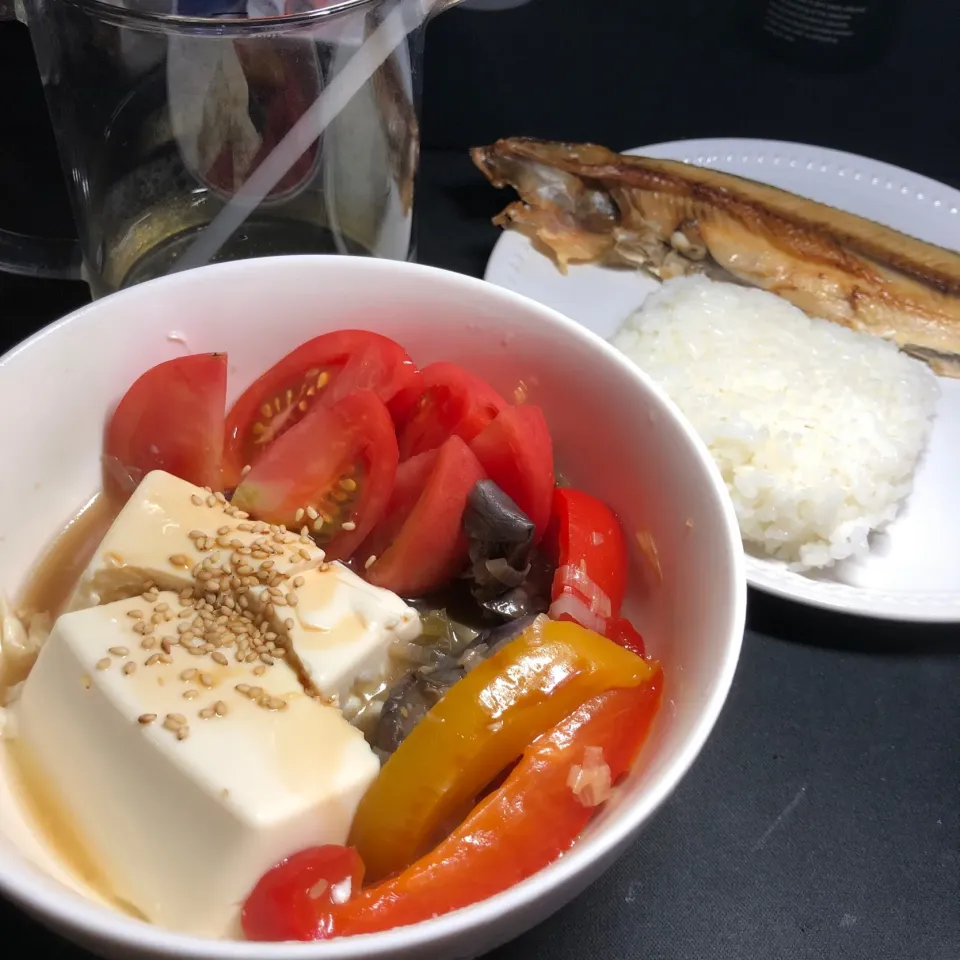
612, 275, 941, 570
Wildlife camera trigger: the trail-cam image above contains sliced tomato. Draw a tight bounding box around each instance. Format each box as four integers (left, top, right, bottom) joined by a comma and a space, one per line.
104, 353, 227, 498
241, 845, 364, 942
360, 436, 486, 597
232, 390, 398, 560
545, 488, 629, 634
396, 362, 507, 461
468, 404, 554, 541
223, 331, 421, 487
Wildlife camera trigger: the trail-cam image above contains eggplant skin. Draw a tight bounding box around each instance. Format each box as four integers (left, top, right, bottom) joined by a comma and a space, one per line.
471, 137, 960, 378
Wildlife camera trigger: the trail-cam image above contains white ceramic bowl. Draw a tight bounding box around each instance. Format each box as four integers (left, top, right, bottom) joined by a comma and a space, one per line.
0, 257, 745, 960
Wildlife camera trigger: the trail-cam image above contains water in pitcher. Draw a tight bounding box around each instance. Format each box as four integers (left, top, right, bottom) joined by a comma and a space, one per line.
27, 0, 421, 296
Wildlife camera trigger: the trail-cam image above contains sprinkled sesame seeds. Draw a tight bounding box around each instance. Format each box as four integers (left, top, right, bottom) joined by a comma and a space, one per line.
198, 706, 216, 720
183, 689, 199, 700
364, 555, 377, 570
127, 609, 144, 620
169, 554, 191, 569
241, 464, 252, 478
176, 726, 190, 741
191, 494, 204, 506
211, 651, 229, 666
214, 700, 228, 717
139, 713, 157, 724
96, 657, 111, 671
284, 618, 295, 630
109, 646, 129, 657
341, 521, 356, 531
122, 662, 136, 676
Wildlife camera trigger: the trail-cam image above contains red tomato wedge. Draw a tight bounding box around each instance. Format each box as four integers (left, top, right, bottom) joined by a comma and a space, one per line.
232, 390, 398, 560
360, 436, 486, 597
468, 404, 554, 541
104, 353, 227, 498
223, 331, 421, 487
396, 362, 507, 461
545, 488, 629, 634
242, 845, 364, 942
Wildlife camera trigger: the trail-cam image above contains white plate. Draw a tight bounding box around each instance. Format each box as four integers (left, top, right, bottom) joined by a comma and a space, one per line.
484, 138, 960, 622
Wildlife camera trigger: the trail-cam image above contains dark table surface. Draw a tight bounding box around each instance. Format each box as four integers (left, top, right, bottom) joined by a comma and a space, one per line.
1, 1, 959, 958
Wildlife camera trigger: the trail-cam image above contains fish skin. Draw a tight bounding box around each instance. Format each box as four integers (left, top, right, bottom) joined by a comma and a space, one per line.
471, 137, 960, 377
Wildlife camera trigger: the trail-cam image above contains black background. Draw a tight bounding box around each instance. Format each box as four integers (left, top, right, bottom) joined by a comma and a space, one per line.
1, 1, 959, 958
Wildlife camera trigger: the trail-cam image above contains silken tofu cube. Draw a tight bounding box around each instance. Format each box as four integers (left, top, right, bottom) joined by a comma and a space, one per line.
14, 592, 379, 936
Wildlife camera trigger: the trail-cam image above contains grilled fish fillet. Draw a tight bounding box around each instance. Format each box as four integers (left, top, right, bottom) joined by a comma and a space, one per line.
471, 138, 960, 377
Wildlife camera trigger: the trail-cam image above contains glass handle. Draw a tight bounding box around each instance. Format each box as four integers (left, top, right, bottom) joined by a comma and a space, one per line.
0, 0, 83, 280
0, 229, 83, 281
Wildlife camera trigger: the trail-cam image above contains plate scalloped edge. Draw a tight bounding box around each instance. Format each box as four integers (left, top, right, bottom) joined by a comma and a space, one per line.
483, 138, 960, 623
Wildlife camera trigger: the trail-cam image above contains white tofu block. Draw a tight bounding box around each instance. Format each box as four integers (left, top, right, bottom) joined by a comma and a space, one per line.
256, 562, 421, 709
68, 470, 324, 611
13, 593, 379, 937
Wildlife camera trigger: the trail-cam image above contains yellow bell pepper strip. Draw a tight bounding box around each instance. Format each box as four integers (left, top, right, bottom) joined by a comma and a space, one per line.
349, 618, 659, 883
310, 676, 663, 939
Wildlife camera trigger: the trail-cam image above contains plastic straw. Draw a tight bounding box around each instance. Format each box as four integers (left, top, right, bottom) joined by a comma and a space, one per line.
175, 0, 436, 272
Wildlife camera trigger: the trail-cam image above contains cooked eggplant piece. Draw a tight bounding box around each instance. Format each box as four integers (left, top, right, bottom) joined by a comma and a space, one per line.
370, 610, 543, 756
463, 480, 534, 598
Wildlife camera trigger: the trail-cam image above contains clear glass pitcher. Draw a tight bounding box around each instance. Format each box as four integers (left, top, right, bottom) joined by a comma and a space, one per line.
0, 0, 456, 297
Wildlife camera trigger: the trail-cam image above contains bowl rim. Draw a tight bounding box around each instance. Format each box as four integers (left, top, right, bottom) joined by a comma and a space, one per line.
0, 256, 746, 957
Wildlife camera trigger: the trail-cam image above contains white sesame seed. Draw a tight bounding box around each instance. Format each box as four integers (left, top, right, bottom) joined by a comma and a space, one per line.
127, 609, 144, 620
109, 646, 129, 657
183, 689, 199, 700
364, 555, 377, 570
122, 662, 136, 676
138, 713, 157, 725
96, 657, 111, 671
191, 494, 204, 506
176, 726, 190, 741
341, 521, 356, 531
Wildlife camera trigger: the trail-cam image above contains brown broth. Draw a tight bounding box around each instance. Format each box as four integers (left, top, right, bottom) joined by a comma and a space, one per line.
16, 493, 121, 622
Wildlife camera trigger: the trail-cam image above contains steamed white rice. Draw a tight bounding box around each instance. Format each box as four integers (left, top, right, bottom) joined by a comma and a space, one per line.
612, 276, 940, 570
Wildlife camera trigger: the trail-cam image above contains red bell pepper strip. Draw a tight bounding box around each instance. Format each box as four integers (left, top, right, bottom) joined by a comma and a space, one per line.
309, 673, 663, 940
545, 487, 651, 653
